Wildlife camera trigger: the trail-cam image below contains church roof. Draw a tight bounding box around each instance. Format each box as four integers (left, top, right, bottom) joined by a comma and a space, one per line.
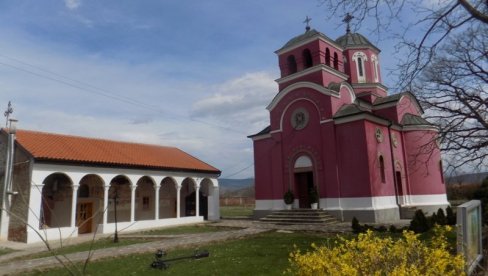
401, 113, 432, 126
276, 29, 341, 53
7, 129, 220, 174
247, 126, 271, 138
335, 32, 380, 52
333, 103, 371, 118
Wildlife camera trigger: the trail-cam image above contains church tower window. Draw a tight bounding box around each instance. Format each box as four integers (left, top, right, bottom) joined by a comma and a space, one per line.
302, 49, 313, 69
325, 48, 330, 66
287, 55, 297, 74
371, 54, 379, 82
379, 155, 386, 183
333, 52, 339, 70
352, 51, 368, 83
358, 57, 364, 76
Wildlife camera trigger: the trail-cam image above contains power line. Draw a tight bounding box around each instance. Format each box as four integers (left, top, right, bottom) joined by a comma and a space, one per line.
0, 56, 248, 135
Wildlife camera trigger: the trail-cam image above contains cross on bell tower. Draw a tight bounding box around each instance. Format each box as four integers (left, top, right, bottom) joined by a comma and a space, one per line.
303, 16, 312, 32
342, 13, 354, 33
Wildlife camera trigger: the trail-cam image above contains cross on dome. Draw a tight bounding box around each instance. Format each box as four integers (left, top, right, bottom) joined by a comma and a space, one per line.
342, 13, 354, 33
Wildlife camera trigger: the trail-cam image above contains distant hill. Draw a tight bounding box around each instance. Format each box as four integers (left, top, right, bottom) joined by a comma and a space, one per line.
446, 172, 488, 185
219, 178, 254, 197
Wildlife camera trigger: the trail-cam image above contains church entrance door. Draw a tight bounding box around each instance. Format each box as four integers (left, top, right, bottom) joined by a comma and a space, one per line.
77, 202, 93, 234
295, 171, 314, 208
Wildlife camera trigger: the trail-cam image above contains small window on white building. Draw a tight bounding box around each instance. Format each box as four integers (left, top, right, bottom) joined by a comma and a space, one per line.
371, 54, 379, 82
352, 52, 367, 83
143, 196, 150, 210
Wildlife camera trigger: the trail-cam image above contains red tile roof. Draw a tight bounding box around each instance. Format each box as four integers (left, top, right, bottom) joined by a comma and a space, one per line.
7, 129, 220, 174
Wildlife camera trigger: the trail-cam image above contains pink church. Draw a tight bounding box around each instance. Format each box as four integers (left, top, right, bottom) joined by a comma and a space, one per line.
249, 25, 449, 222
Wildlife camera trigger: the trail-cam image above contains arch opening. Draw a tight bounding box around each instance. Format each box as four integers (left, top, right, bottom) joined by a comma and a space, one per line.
40, 173, 73, 229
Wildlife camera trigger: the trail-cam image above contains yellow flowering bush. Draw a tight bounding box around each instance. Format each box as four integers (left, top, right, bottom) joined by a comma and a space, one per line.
287, 225, 465, 276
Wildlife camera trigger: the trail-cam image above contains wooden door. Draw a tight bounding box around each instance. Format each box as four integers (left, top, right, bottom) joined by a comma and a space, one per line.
77, 202, 93, 234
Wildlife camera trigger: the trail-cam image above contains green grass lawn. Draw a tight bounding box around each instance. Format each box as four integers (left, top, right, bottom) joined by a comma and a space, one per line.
136, 224, 238, 235
0, 247, 15, 256
27, 231, 332, 276
220, 205, 254, 217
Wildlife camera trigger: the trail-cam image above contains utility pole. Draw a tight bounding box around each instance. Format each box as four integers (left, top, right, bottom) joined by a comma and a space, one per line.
1, 101, 17, 240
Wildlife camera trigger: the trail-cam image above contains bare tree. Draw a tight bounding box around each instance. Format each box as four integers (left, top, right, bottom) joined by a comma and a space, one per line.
320, 0, 487, 170
417, 25, 487, 170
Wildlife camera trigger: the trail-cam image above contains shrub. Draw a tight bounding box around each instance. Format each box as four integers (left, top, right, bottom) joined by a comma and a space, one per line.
410, 210, 430, 233
284, 189, 295, 205
287, 225, 465, 276
309, 187, 318, 204
351, 217, 363, 234
389, 225, 397, 233
446, 206, 456, 225
436, 208, 447, 225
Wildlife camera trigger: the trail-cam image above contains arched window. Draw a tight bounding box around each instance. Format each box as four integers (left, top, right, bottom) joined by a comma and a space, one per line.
439, 160, 445, 183
379, 156, 386, 183
352, 52, 368, 83
325, 48, 330, 66
357, 57, 364, 77
371, 54, 379, 82
287, 55, 297, 74
333, 52, 339, 70
302, 49, 313, 69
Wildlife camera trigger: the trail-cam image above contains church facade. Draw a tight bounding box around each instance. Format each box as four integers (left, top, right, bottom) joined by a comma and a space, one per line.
249, 26, 448, 222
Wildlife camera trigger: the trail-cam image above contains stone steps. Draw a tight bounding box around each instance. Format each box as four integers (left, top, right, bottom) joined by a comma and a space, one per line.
259, 209, 339, 225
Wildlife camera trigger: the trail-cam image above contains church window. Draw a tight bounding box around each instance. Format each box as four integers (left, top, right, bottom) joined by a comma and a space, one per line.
439, 160, 445, 183
302, 49, 313, 68
352, 52, 368, 83
325, 48, 330, 66
333, 52, 339, 70
287, 55, 297, 74
358, 57, 364, 76
379, 155, 386, 183
371, 54, 379, 82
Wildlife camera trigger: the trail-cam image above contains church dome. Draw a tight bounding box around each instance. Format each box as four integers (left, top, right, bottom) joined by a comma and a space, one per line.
336, 32, 380, 52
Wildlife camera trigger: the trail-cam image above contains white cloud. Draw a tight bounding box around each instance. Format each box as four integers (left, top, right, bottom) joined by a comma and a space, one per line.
64, 0, 81, 10
191, 71, 277, 132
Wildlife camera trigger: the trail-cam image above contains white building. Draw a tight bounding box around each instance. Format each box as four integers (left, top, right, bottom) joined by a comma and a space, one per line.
0, 129, 220, 243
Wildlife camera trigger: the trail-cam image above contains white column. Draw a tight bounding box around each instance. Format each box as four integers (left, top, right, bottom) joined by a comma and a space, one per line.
102, 185, 110, 225
195, 185, 200, 217
130, 185, 136, 222
26, 184, 44, 231
176, 185, 181, 218
154, 184, 160, 220
70, 185, 79, 228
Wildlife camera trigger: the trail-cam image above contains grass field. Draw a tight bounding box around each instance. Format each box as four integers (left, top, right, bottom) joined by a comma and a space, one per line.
0, 247, 15, 256
137, 224, 237, 235
220, 205, 254, 217
27, 231, 331, 275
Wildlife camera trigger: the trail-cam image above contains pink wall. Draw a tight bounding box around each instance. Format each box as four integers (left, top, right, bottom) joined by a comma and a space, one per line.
403, 130, 446, 195
336, 120, 373, 197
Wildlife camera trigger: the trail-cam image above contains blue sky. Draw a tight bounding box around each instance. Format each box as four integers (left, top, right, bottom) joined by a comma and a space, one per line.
0, 0, 405, 178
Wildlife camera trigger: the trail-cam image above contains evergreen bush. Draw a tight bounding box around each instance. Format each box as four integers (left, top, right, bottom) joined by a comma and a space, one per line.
409, 210, 430, 233
351, 217, 363, 234
446, 206, 456, 225
284, 189, 295, 205
436, 208, 447, 225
